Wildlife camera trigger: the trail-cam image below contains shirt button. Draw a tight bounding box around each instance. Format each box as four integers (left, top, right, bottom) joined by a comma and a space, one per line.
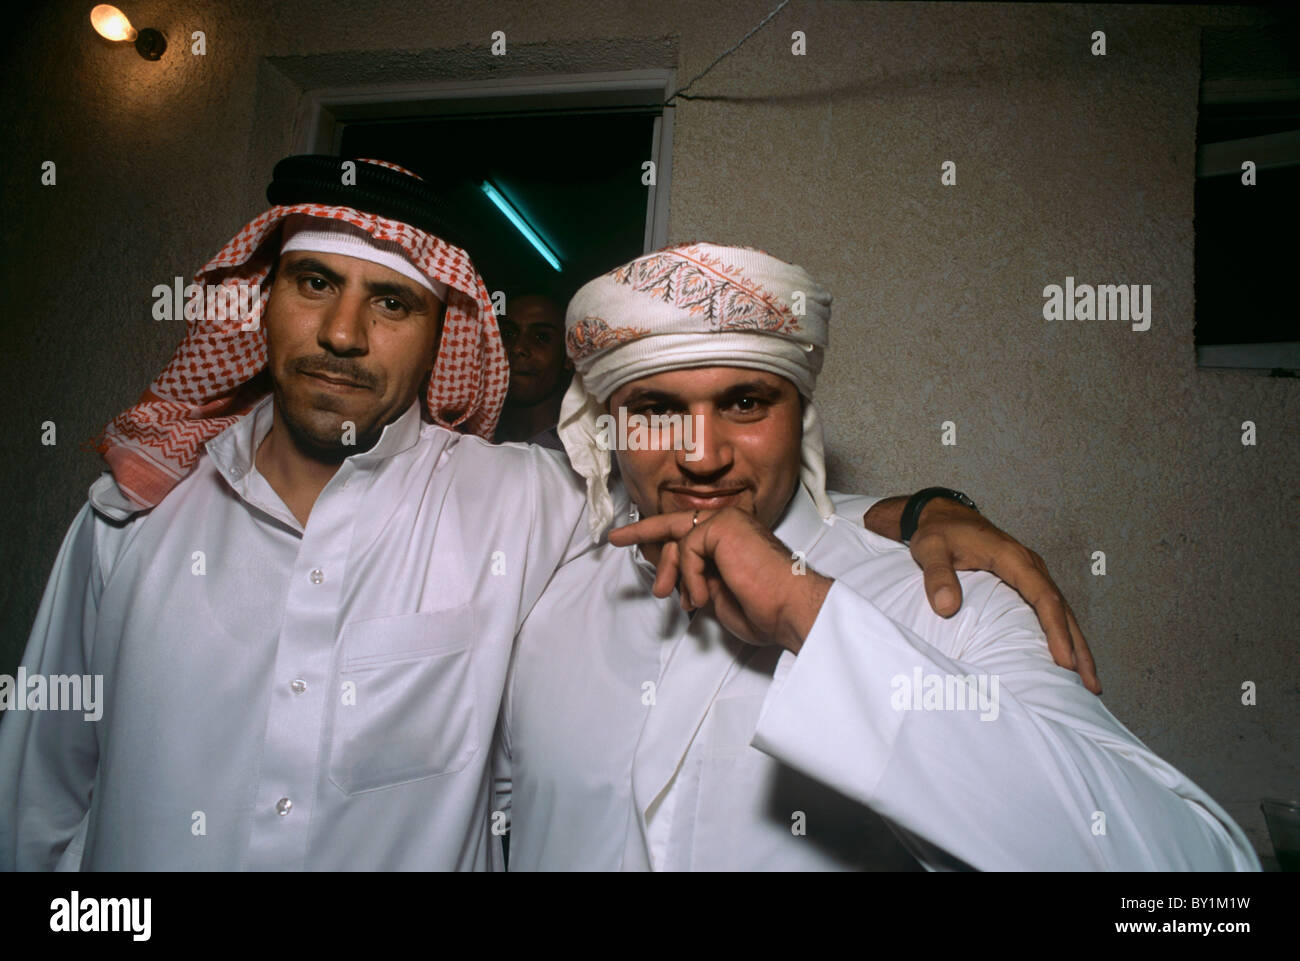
228, 467, 239, 477
290, 679, 307, 695
310, 569, 324, 584
276, 797, 292, 816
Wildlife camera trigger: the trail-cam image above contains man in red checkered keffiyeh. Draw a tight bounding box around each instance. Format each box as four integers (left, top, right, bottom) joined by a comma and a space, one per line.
0, 155, 605, 871
95, 155, 509, 511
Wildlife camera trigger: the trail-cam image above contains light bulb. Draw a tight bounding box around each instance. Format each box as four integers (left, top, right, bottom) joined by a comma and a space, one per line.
90, 4, 138, 43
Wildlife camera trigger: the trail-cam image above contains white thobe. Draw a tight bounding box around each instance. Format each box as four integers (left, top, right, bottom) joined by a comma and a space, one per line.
496, 485, 1260, 871
0, 395, 592, 871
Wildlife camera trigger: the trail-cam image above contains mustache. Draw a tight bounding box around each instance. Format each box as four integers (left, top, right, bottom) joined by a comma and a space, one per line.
293, 356, 379, 388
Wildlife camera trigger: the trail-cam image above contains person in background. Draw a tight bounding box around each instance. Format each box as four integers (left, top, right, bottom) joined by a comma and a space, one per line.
494, 293, 571, 449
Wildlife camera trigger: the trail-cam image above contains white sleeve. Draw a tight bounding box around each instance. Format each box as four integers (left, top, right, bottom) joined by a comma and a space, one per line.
515, 447, 604, 623
751, 579, 1260, 871
0, 504, 105, 871
827, 490, 884, 528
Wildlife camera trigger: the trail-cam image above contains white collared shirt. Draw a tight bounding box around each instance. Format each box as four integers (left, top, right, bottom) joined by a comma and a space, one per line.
497, 486, 1260, 871
0, 395, 593, 870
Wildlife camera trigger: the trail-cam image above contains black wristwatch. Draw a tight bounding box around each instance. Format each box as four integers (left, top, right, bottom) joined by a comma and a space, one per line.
900, 488, 979, 545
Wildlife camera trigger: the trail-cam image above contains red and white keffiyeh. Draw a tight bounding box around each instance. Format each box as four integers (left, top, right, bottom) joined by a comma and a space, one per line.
96, 196, 506, 511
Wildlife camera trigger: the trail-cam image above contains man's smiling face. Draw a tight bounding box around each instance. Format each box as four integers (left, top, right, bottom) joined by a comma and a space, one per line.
263, 249, 444, 458
606, 366, 804, 529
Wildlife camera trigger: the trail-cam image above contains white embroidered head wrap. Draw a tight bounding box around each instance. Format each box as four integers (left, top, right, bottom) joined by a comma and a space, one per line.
557, 242, 833, 541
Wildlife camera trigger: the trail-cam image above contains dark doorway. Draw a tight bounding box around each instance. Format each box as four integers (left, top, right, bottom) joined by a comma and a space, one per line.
339, 111, 657, 307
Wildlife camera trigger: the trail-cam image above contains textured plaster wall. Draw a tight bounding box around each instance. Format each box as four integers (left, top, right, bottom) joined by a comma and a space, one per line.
0, 1, 1295, 859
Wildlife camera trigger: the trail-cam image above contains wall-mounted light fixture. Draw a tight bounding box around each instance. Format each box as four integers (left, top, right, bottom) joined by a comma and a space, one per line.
481, 181, 563, 272
90, 4, 166, 60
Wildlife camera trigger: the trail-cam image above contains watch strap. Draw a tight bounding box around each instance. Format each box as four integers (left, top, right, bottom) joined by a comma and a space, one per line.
900, 487, 979, 545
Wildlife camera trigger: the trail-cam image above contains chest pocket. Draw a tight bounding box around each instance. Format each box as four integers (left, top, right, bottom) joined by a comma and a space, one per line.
328, 608, 478, 795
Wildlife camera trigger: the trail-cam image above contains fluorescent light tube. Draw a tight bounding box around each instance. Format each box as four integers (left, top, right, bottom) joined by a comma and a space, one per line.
480, 181, 562, 272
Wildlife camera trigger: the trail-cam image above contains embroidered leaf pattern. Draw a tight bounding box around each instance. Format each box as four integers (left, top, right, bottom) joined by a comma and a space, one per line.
608, 246, 801, 334
566, 316, 651, 360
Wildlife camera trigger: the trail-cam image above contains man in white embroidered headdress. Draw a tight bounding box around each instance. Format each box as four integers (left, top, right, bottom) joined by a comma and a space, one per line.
494, 242, 1259, 871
